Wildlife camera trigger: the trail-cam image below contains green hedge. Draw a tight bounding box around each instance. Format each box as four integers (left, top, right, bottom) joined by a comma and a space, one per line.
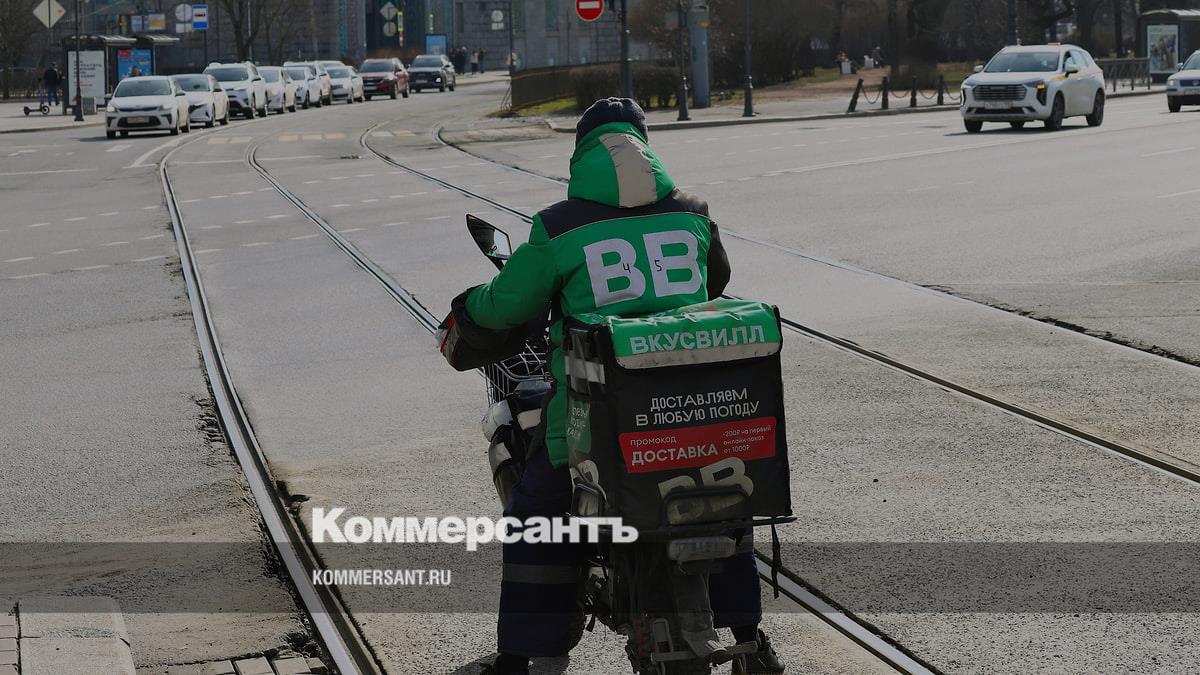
572, 63, 679, 111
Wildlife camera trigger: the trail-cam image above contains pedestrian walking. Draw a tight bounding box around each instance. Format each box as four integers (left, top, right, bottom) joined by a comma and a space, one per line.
471, 50, 479, 75
42, 64, 61, 105
479, 48, 487, 74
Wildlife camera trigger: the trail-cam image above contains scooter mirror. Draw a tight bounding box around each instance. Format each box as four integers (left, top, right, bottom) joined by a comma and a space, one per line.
466, 214, 512, 269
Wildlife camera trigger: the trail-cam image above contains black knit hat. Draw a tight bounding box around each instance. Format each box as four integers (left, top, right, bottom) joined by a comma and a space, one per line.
575, 97, 648, 145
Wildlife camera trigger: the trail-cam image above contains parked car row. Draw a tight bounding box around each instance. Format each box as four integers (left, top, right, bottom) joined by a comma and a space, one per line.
104, 55, 454, 139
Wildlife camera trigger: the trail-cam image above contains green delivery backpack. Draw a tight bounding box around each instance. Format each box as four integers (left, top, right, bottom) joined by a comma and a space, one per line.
563, 298, 791, 533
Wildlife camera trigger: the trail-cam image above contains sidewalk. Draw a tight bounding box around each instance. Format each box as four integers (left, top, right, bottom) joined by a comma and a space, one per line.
544, 81, 1167, 132
0, 101, 103, 134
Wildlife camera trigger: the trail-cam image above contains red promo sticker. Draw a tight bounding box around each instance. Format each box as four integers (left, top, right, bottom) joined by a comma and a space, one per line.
620, 417, 776, 474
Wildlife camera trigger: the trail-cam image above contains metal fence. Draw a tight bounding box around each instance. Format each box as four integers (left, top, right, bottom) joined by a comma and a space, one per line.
1095, 58, 1152, 92
846, 76, 960, 113
509, 63, 614, 110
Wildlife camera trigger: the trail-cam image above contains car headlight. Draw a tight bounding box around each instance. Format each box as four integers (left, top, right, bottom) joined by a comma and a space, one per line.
106, 105, 117, 113
161, 104, 174, 111
1028, 80, 1047, 105
1167, 77, 1178, 87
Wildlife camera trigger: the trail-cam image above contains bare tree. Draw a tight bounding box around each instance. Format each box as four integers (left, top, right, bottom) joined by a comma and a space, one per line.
216, 0, 269, 61
0, 0, 40, 98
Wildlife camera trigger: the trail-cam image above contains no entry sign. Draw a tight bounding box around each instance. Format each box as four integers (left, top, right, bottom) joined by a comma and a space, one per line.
576, 0, 603, 22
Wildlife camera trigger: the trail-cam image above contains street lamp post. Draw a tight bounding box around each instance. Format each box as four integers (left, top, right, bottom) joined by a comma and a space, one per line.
508, 0, 515, 75
1006, 0, 1018, 46
742, 0, 752, 117
675, 0, 688, 121
619, 0, 631, 97
73, 0, 84, 121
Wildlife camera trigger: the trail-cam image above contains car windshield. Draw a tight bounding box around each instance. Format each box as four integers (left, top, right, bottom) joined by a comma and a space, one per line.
114, 79, 171, 96
984, 51, 1060, 73
261, 70, 280, 82
285, 67, 309, 80
1184, 53, 1200, 70
327, 67, 350, 78
172, 75, 210, 91
360, 61, 393, 72
206, 67, 250, 82
412, 56, 442, 68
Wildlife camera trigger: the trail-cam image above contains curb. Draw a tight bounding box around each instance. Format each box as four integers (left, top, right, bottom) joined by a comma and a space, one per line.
11, 596, 136, 675
544, 86, 1166, 133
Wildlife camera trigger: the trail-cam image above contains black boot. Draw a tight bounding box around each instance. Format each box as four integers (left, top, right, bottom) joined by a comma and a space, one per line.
479, 653, 530, 675
735, 629, 785, 674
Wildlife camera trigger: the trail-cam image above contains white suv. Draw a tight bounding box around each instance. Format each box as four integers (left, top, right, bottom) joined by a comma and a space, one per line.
960, 44, 1105, 132
1167, 50, 1200, 112
203, 62, 267, 119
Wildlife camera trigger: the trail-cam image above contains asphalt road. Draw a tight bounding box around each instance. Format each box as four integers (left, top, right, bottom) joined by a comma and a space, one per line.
5, 83, 1200, 674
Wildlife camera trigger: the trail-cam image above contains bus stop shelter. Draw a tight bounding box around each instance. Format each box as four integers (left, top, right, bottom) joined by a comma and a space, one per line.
1139, 9, 1200, 81
59, 33, 181, 114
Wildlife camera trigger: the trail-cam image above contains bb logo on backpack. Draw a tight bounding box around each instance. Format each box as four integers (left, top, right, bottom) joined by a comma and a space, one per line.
583, 231, 703, 307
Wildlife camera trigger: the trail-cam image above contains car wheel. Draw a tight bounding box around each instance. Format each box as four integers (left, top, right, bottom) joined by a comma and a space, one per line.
169, 125, 179, 136
206, 118, 214, 128
389, 89, 396, 100
289, 101, 297, 112
1044, 94, 1064, 131
1086, 92, 1104, 127
120, 130, 128, 137
106, 130, 116, 139
449, 82, 455, 91
963, 119, 983, 133
220, 112, 229, 125
439, 84, 446, 92
1009, 121, 1025, 129
402, 85, 409, 98
1168, 98, 1181, 113
366, 94, 373, 101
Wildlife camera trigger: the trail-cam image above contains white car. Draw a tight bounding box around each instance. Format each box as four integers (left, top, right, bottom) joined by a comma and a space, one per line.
1167, 50, 1200, 112
285, 64, 324, 108
203, 61, 267, 119
258, 66, 297, 114
105, 76, 190, 138
326, 65, 364, 103
285, 61, 333, 106
172, 73, 229, 128
961, 44, 1105, 132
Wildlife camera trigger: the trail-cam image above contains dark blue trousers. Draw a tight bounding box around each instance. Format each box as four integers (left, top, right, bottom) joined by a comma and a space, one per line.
497, 443, 763, 657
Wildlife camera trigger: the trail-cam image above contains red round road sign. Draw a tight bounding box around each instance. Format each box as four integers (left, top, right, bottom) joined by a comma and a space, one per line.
576, 0, 604, 22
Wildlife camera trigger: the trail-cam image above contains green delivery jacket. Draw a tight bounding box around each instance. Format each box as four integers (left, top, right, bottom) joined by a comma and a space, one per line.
465, 121, 731, 467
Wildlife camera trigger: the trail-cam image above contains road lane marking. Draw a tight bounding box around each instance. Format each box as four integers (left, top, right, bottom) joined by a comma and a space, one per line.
8, 273, 48, 280
279, 135, 299, 141
381, 222, 407, 227
106, 144, 132, 153
3, 257, 34, 263
267, 214, 288, 219
207, 137, 229, 145
340, 227, 365, 232
143, 205, 158, 210
229, 136, 252, 144
139, 234, 166, 240
302, 134, 323, 141
325, 132, 345, 139
289, 233, 321, 240
209, 195, 227, 199
361, 198, 378, 203
181, 198, 201, 203
304, 180, 321, 184
0, 169, 94, 176
355, 173, 376, 177
127, 136, 187, 168
331, 203, 349, 208
242, 241, 271, 247
425, 215, 450, 221
105, 241, 129, 246
173, 159, 242, 165
200, 225, 223, 229
133, 255, 165, 262
1141, 147, 1194, 158
736, 176, 754, 181
53, 249, 81, 255
28, 223, 49, 228
72, 264, 110, 271
232, 190, 253, 195
234, 219, 257, 224
195, 248, 222, 254
99, 211, 119, 216
371, 131, 392, 137
1157, 187, 1200, 199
